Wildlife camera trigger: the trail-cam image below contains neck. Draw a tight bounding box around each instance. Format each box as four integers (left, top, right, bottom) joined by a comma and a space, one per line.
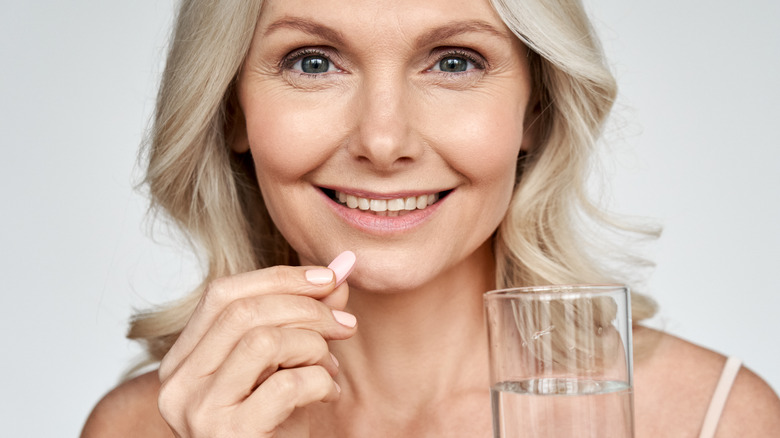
331, 242, 495, 408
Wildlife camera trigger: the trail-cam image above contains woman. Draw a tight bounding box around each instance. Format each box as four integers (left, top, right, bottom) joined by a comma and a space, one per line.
83, 0, 780, 436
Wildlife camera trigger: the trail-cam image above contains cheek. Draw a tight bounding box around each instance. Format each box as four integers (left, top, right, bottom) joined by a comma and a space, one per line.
243, 88, 347, 183
425, 93, 525, 190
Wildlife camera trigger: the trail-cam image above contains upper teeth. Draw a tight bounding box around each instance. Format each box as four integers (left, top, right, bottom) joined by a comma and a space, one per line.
336, 191, 439, 212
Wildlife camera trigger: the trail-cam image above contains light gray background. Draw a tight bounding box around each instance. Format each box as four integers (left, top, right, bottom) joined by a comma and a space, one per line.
1, 1, 777, 436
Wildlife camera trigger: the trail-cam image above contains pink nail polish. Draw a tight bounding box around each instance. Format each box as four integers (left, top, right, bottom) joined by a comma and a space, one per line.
330, 352, 340, 368
332, 310, 357, 328
305, 268, 334, 285
328, 251, 356, 286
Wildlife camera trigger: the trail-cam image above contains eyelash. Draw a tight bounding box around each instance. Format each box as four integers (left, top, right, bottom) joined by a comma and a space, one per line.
430, 49, 486, 73
279, 48, 338, 77
279, 47, 487, 76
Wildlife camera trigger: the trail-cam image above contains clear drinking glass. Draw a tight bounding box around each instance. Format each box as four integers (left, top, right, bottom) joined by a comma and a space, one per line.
484, 284, 634, 438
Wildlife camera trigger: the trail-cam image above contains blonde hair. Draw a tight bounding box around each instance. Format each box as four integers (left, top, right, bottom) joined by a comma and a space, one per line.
129, 0, 657, 364
489, 0, 658, 318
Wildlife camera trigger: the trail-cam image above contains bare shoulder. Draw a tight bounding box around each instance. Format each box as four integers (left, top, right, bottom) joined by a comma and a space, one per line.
633, 327, 780, 437
715, 362, 780, 436
81, 370, 173, 438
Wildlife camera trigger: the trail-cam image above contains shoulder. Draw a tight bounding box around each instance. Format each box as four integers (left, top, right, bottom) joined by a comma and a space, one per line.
81, 370, 173, 438
715, 362, 780, 436
633, 327, 780, 437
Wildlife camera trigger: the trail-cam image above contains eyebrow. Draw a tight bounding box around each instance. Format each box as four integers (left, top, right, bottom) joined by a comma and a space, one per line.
264, 17, 347, 45
263, 16, 511, 46
414, 20, 513, 47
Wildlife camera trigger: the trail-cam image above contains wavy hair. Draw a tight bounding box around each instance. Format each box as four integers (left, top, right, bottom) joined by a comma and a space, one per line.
129, 0, 657, 365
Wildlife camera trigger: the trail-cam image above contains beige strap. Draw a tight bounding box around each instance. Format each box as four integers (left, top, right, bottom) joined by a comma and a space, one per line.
698, 356, 742, 438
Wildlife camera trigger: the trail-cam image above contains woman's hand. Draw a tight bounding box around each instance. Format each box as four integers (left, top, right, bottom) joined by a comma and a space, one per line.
157, 251, 357, 438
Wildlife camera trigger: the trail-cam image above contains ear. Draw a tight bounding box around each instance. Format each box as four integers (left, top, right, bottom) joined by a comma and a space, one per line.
226, 92, 250, 153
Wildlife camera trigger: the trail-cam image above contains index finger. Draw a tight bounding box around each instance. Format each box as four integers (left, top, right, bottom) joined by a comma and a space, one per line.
160, 251, 356, 380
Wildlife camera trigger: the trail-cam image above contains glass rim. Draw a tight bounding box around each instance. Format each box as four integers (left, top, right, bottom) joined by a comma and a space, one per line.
484, 283, 628, 300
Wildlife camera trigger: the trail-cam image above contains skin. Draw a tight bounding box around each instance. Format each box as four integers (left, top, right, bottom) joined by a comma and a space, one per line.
82, 0, 780, 436
234, 0, 534, 294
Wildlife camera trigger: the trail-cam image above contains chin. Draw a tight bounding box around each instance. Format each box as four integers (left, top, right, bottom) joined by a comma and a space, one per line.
346, 262, 436, 295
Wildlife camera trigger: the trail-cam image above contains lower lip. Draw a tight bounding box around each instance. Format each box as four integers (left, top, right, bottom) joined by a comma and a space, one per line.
319, 190, 447, 235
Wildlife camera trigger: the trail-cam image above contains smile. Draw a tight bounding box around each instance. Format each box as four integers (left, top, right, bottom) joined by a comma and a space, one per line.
323, 189, 450, 216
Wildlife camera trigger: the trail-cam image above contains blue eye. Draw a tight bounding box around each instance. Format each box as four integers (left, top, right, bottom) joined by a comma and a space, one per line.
438, 57, 470, 73
291, 54, 337, 74
430, 52, 483, 74
301, 56, 329, 73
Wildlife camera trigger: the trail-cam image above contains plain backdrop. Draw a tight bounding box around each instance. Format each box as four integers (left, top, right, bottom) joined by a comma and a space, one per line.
1, 1, 778, 436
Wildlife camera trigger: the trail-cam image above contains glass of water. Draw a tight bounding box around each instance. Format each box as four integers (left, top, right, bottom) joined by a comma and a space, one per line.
484, 284, 634, 438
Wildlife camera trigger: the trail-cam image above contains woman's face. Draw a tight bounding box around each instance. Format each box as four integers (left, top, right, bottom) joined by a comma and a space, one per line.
236, 0, 536, 292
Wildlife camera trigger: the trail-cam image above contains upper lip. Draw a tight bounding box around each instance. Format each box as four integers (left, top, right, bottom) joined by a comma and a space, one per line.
319, 186, 452, 199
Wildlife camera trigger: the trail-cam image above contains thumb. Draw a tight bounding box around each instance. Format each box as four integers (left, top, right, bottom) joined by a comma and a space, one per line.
319, 250, 355, 310
321, 282, 350, 310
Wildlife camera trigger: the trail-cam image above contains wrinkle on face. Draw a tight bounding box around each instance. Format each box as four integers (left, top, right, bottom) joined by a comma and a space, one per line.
234, 0, 536, 291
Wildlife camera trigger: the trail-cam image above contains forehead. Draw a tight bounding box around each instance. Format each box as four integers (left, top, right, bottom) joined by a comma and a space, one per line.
255, 0, 511, 41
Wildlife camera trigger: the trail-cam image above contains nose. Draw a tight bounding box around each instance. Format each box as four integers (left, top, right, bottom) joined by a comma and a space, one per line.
347, 75, 422, 170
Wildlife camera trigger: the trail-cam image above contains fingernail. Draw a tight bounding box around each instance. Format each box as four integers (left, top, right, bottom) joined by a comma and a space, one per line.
334, 381, 342, 393
332, 310, 357, 328
305, 268, 334, 285
330, 352, 340, 368
328, 251, 356, 286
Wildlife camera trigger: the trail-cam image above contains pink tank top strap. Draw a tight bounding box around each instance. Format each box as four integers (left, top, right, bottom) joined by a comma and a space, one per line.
698, 356, 742, 438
